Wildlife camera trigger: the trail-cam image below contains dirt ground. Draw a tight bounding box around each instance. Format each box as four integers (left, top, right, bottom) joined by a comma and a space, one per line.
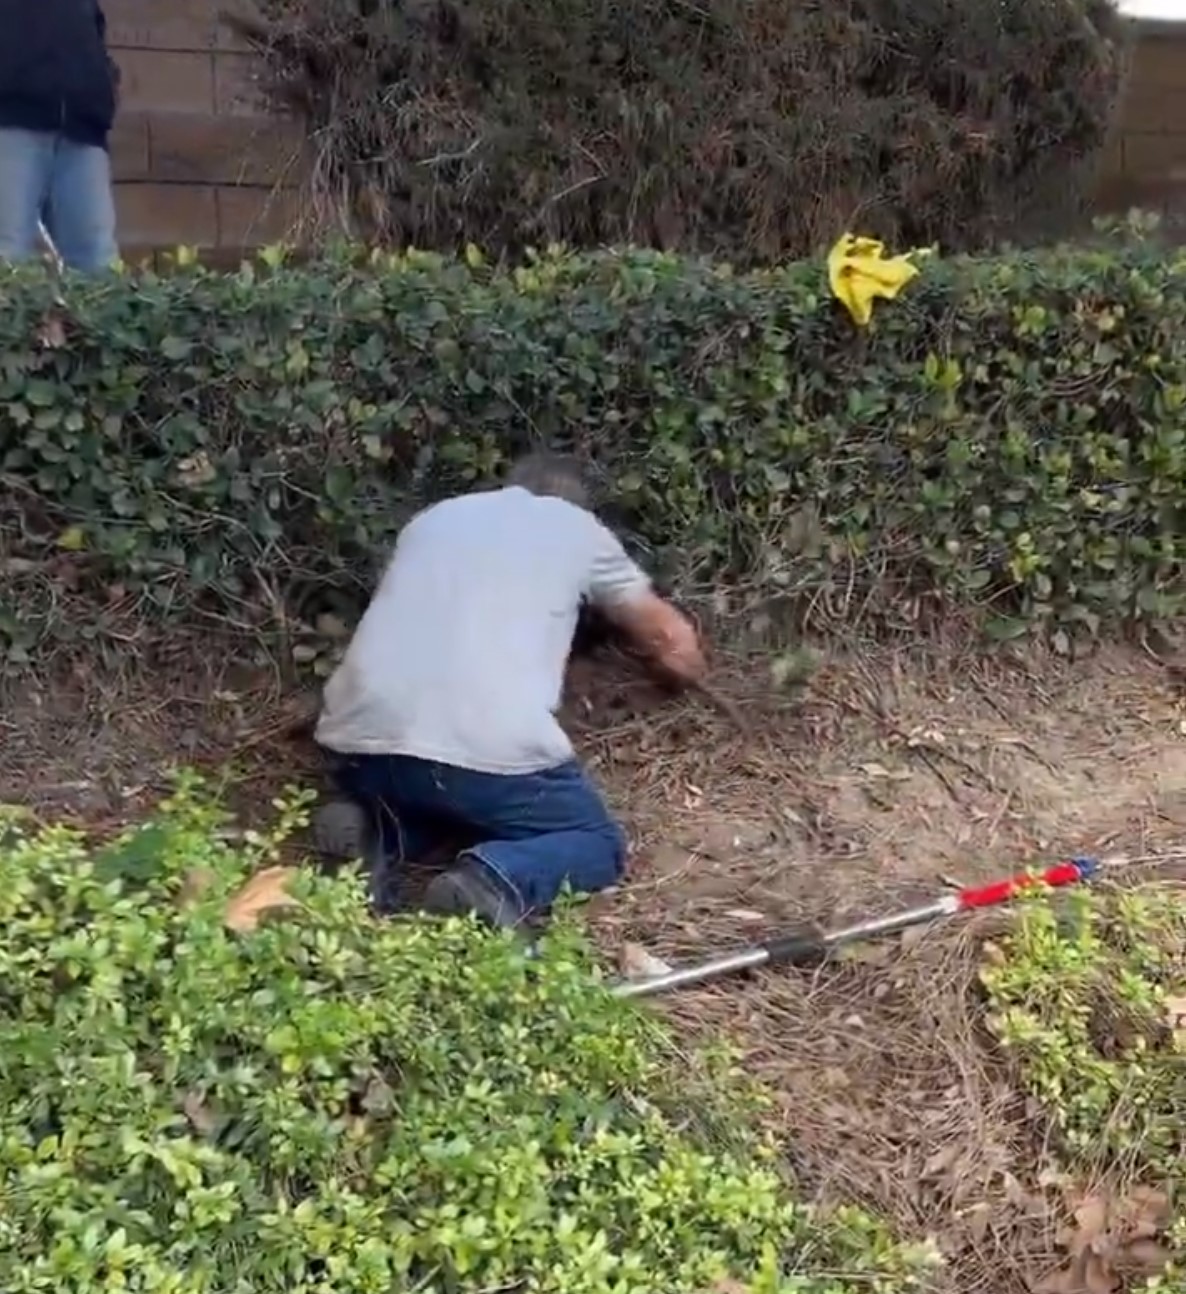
3, 634, 1185, 1294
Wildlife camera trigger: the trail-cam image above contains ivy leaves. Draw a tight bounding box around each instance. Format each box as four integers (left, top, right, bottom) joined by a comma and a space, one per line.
1, 242, 1184, 670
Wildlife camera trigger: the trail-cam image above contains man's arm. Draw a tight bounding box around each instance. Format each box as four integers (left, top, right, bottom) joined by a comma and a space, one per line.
583, 521, 707, 686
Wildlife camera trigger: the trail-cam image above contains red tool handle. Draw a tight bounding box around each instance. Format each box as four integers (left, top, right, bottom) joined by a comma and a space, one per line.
956, 858, 1097, 911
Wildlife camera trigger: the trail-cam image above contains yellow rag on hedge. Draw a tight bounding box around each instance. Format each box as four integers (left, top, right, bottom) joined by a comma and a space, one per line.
827, 233, 929, 327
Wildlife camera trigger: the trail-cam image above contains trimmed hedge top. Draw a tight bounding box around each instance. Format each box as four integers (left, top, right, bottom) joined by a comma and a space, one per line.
0, 239, 1184, 661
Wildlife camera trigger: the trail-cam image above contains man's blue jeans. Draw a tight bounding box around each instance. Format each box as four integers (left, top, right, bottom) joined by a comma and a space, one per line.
0, 128, 117, 273
331, 754, 628, 913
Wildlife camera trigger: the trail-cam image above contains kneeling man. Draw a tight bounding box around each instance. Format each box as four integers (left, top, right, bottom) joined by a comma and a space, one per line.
314, 453, 706, 926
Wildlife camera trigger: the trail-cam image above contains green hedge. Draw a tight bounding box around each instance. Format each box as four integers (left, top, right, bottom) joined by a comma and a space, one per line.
1, 241, 1184, 658
0, 781, 936, 1292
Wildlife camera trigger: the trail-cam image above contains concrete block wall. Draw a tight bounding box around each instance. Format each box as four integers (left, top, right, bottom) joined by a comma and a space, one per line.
104, 0, 305, 266
1097, 21, 1186, 230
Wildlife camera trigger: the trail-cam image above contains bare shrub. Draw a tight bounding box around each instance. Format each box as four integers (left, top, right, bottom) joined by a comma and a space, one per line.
225, 0, 1129, 261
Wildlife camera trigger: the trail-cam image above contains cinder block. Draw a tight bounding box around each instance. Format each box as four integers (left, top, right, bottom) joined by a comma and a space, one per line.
110, 112, 151, 182
213, 52, 271, 117
115, 182, 219, 248
149, 113, 307, 187
114, 49, 216, 114
104, 0, 221, 51
1130, 34, 1186, 91
1118, 84, 1186, 137
216, 185, 304, 247
1122, 130, 1186, 178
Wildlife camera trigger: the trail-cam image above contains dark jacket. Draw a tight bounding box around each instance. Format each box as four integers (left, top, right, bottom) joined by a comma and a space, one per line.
0, 0, 119, 149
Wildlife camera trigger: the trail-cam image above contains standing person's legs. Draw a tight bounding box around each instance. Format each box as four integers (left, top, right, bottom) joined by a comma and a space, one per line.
0, 128, 55, 264
420, 760, 627, 925
43, 138, 117, 273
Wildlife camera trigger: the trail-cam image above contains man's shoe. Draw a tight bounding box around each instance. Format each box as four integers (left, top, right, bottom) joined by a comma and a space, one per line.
311, 798, 402, 913
312, 798, 380, 864
423, 858, 526, 929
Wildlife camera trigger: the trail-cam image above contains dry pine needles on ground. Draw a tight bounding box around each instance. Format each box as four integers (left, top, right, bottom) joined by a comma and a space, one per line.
3, 634, 1185, 1294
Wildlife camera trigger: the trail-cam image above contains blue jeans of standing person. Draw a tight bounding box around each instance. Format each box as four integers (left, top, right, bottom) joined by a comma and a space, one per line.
331, 753, 628, 915
0, 128, 117, 272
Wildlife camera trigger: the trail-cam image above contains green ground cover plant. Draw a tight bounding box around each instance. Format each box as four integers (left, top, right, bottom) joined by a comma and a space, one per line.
982, 883, 1186, 1290
0, 779, 937, 1293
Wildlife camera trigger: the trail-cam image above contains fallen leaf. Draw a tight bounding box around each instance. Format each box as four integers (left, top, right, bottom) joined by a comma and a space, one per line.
959, 1201, 992, 1243
1123, 1239, 1172, 1275
174, 451, 217, 488
182, 1090, 218, 1137
37, 313, 67, 349
981, 939, 1008, 967
224, 866, 301, 934
1038, 1248, 1120, 1294
921, 1143, 961, 1180
620, 942, 673, 980
1082, 1251, 1117, 1294
1070, 1194, 1109, 1255
178, 867, 216, 909
859, 761, 912, 781
1119, 1185, 1171, 1237
55, 526, 86, 552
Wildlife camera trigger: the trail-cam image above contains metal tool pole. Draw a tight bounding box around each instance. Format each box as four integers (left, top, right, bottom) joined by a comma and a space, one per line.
611, 858, 1098, 1001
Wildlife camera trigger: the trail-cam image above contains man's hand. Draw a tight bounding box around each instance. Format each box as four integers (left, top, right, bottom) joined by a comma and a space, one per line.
603, 591, 707, 688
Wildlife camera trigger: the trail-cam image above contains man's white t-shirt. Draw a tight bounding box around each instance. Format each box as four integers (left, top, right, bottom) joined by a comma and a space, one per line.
315, 486, 651, 775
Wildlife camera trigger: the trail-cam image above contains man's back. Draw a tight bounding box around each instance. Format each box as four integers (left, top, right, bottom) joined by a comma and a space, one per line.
316, 486, 648, 774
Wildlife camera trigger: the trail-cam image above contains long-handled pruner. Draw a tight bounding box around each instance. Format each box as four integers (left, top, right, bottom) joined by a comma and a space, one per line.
611, 857, 1099, 999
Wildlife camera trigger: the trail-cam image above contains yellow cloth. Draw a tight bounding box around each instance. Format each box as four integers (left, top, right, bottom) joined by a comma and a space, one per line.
827, 233, 928, 327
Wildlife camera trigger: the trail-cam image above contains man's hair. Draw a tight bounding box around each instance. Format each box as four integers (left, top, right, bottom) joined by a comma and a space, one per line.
505, 451, 590, 509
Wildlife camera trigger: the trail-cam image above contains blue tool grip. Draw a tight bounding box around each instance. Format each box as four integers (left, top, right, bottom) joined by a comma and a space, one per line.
1070, 856, 1099, 881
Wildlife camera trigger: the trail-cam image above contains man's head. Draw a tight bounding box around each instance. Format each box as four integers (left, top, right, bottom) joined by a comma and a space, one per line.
505, 452, 590, 510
